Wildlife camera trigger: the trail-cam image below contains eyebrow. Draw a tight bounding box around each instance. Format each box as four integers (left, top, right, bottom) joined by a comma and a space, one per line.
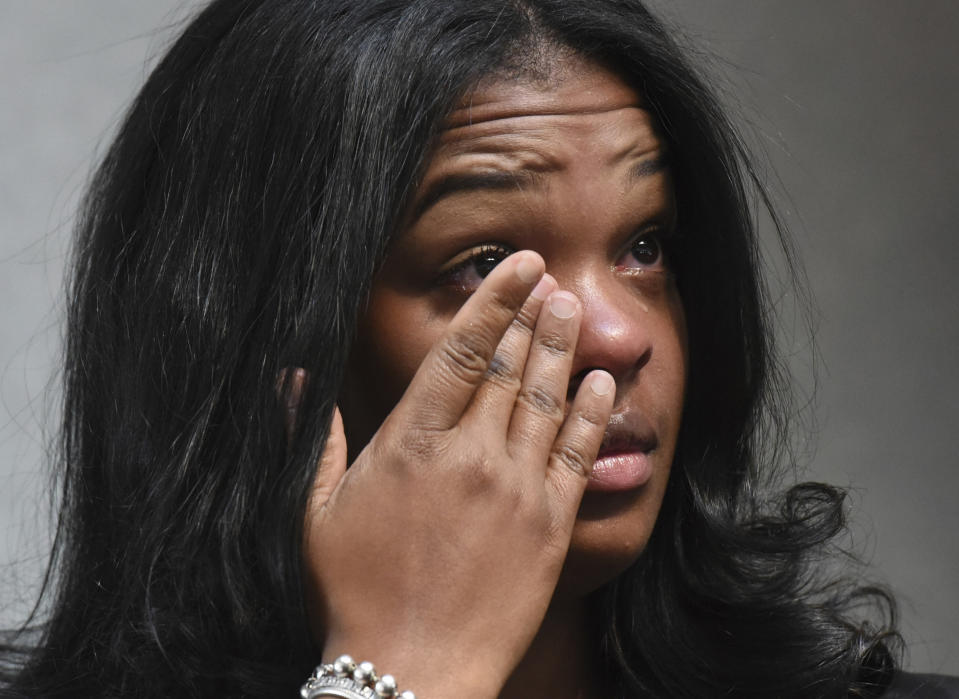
409, 153, 668, 223
627, 153, 668, 183
408, 170, 539, 223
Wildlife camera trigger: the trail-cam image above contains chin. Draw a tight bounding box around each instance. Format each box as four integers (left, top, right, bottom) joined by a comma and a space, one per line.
553, 481, 668, 600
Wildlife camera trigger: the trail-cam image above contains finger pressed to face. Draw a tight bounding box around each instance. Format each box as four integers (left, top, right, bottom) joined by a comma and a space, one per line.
468, 273, 557, 432
506, 291, 583, 460
399, 250, 545, 432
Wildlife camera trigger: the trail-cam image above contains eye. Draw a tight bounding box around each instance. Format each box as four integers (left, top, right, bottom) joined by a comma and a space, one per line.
438, 243, 515, 292
618, 230, 668, 271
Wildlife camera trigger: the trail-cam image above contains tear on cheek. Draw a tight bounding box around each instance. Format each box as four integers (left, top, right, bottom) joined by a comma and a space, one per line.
621, 267, 674, 303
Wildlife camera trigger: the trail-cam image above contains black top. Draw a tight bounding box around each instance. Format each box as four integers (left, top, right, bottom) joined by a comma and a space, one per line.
884, 673, 959, 698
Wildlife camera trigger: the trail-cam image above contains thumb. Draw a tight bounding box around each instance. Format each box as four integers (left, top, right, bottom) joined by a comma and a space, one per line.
312, 405, 348, 506
278, 367, 348, 507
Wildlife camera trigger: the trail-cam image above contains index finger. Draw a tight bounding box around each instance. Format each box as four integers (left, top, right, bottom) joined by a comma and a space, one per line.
398, 251, 545, 431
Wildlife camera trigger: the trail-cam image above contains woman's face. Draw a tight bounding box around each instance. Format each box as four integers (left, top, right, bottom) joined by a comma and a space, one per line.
341, 55, 687, 596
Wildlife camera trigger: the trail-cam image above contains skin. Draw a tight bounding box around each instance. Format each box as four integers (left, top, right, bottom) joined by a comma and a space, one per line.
303, 55, 687, 698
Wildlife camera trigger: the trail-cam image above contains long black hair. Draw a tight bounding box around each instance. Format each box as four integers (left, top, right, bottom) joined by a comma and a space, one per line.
2, 1, 898, 696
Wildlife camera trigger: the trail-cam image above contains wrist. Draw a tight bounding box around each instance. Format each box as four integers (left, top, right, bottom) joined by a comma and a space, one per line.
317, 640, 505, 699
301, 656, 414, 698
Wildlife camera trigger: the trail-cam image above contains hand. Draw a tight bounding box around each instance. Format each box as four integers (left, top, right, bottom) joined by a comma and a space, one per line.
301, 251, 615, 698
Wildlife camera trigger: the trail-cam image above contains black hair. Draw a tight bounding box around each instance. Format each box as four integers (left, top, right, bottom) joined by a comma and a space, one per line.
2, 0, 899, 696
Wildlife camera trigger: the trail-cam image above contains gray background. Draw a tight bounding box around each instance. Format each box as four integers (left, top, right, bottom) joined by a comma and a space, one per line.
1, 1, 956, 675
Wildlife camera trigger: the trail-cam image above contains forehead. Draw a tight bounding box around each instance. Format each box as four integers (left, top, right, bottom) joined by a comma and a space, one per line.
408, 56, 666, 221
447, 55, 646, 129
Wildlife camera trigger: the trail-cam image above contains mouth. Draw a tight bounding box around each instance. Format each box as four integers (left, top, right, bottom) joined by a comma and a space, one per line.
586, 411, 658, 492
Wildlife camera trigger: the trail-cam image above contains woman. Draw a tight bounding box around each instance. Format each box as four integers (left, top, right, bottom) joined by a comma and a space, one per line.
2, 0, 951, 696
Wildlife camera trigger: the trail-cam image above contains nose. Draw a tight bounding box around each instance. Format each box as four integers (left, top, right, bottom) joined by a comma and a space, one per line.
559, 273, 653, 399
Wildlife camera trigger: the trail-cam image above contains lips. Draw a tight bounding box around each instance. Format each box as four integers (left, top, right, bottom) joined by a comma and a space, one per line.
586, 411, 658, 492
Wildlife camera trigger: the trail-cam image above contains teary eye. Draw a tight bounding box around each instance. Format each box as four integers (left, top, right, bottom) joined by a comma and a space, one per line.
472, 246, 511, 278
631, 235, 662, 266
438, 243, 515, 292
617, 230, 667, 271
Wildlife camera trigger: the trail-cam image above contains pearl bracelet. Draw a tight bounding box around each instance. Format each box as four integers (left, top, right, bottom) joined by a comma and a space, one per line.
300, 654, 416, 699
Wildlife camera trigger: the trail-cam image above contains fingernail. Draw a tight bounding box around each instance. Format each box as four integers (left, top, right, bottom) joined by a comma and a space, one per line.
530, 274, 555, 301
590, 371, 614, 396
548, 292, 577, 319
515, 255, 542, 284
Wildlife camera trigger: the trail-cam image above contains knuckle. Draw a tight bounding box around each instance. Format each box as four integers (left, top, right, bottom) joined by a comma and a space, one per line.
518, 385, 565, 421
511, 306, 538, 336
487, 286, 520, 315
438, 331, 490, 383
536, 331, 572, 358
458, 451, 499, 493
551, 440, 591, 478
394, 425, 443, 463
484, 353, 521, 389
574, 404, 608, 429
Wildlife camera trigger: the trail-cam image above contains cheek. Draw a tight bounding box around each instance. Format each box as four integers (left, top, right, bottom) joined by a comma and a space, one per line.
340, 291, 442, 452
363, 297, 436, 388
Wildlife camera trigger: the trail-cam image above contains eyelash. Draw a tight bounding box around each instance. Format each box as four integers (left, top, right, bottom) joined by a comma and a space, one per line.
437, 243, 516, 291
618, 226, 674, 271
437, 225, 677, 292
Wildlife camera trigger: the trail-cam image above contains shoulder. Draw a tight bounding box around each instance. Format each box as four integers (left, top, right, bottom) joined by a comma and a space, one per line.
882, 672, 959, 698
